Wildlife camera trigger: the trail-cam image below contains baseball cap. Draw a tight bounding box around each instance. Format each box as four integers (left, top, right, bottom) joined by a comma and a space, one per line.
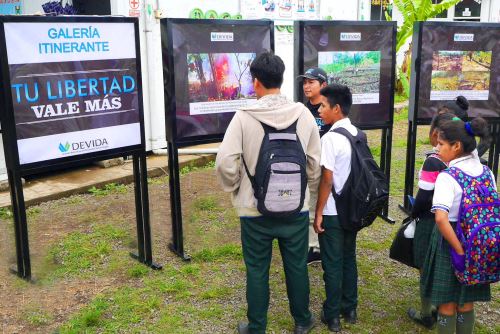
297, 67, 327, 83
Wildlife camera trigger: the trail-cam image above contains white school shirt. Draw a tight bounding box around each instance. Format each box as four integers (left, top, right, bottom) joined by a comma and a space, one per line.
431, 154, 497, 221
320, 117, 358, 216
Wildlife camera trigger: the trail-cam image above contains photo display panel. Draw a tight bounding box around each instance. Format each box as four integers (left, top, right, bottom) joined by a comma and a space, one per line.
299, 21, 395, 127
163, 19, 273, 144
415, 22, 500, 121
3, 19, 143, 166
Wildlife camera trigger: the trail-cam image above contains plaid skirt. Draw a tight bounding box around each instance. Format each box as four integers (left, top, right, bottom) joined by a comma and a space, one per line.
420, 223, 491, 306
413, 214, 435, 269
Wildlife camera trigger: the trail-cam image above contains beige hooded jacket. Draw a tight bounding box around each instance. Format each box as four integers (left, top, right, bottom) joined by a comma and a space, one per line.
215, 94, 321, 217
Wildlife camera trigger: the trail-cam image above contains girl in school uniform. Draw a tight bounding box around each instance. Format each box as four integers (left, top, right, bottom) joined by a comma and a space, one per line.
407, 112, 455, 329
420, 117, 494, 334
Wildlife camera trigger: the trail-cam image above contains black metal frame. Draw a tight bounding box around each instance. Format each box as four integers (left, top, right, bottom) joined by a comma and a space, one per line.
402, 21, 500, 211
162, 18, 275, 260
0, 16, 160, 280
294, 20, 397, 224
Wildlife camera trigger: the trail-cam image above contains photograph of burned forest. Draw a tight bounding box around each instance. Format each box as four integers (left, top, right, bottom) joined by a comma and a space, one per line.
318, 51, 381, 94
187, 53, 256, 103
431, 51, 491, 92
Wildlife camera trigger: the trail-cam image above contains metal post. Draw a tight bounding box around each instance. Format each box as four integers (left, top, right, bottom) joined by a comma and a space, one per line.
402, 120, 418, 213
492, 123, 500, 180
378, 127, 394, 224
487, 123, 496, 169
130, 153, 162, 269
8, 169, 31, 280
167, 141, 190, 261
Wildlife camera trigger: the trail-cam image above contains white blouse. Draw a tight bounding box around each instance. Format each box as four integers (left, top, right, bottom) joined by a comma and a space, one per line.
431, 154, 497, 221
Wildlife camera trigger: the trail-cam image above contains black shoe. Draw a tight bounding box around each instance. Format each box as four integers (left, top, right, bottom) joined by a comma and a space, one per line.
307, 248, 321, 265
407, 307, 436, 330
237, 321, 249, 334
294, 316, 315, 334
321, 310, 341, 332
342, 309, 357, 324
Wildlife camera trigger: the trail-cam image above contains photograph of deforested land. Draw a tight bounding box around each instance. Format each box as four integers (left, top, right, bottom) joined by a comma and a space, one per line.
431, 51, 491, 92
318, 51, 381, 94
187, 53, 256, 103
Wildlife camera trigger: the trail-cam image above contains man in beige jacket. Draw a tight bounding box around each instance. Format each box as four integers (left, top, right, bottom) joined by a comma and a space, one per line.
216, 52, 321, 334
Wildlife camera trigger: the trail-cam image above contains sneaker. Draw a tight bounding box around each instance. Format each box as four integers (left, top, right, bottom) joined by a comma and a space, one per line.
407, 307, 436, 330
307, 248, 321, 265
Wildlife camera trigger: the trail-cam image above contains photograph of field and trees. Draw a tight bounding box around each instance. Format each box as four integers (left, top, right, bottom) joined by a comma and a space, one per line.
187, 53, 256, 103
431, 51, 491, 93
318, 51, 381, 94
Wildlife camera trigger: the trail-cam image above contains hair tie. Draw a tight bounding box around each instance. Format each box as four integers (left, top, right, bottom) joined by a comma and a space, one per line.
464, 122, 474, 136
452, 117, 461, 121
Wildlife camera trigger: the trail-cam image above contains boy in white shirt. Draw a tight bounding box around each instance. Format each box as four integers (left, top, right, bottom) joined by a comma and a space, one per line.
314, 84, 358, 332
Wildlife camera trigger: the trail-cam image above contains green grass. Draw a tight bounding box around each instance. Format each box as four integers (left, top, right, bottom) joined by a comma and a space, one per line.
42, 223, 131, 281
192, 244, 242, 262
147, 175, 168, 185
180, 160, 215, 175
88, 183, 128, 196
7, 114, 498, 334
23, 307, 53, 326
0, 207, 12, 219
393, 106, 409, 123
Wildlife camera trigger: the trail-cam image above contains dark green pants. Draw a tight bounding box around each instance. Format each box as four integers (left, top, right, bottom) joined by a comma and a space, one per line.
318, 215, 358, 320
240, 212, 312, 334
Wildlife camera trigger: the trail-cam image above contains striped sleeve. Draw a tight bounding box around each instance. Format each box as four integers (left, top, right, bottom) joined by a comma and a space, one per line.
418, 155, 446, 191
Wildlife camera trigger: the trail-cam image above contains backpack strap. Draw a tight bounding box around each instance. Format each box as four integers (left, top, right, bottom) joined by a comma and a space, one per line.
331, 126, 366, 144
241, 155, 257, 190
241, 119, 300, 191
329, 126, 362, 200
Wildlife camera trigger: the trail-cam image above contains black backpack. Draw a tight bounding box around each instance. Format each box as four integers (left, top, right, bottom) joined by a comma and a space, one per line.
331, 127, 389, 231
242, 120, 307, 218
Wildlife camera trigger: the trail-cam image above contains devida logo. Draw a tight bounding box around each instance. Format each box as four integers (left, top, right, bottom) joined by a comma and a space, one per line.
210, 32, 234, 42
58, 142, 70, 153
58, 138, 109, 154
340, 32, 361, 41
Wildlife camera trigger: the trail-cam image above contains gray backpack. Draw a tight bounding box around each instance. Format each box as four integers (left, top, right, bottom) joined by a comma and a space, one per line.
242, 120, 307, 218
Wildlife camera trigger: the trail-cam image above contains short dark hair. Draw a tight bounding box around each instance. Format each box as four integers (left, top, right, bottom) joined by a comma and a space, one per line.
249, 52, 285, 89
319, 84, 352, 116
438, 117, 491, 154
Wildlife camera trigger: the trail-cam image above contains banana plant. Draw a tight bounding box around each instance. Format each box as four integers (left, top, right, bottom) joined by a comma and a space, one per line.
386, 0, 462, 52
387, 0, 462, 96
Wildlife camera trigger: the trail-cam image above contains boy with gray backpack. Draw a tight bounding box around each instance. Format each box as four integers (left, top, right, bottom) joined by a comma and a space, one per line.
216, 52, 321, 334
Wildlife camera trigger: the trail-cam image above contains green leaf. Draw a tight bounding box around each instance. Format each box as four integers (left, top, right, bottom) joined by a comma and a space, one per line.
384, 10, 392, 22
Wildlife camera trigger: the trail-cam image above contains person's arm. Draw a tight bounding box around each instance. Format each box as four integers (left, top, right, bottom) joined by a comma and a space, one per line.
411, 189, 433, 218
431, 173, 463, 254
434, 210, 464, 255
411, 156, 444, 217
304, 112, 322, 192
215, 115, 243, 192
314, 167, 333, 234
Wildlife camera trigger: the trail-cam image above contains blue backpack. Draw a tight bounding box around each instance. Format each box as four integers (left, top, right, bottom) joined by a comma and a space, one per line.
444, 165, 500, 285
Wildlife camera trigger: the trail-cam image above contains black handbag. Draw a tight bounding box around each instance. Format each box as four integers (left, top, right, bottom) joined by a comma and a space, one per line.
389, 216, 418, 269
